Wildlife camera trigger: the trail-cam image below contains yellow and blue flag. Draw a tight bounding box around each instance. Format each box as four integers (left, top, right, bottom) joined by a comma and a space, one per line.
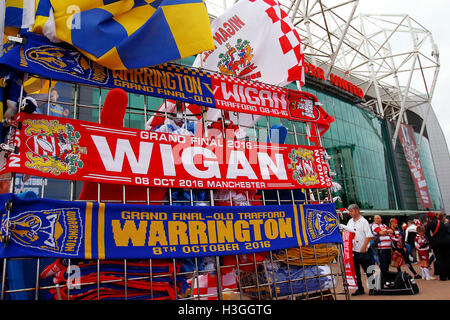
32, 0, 52, 35
5, 0, 35, 29
32, 0, 214, 70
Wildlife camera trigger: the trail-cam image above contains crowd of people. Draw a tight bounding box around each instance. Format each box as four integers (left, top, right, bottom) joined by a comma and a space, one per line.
339, 204, 450, 296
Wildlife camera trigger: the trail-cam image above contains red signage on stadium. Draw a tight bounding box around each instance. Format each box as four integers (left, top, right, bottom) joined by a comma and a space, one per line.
305, 62, 364, 98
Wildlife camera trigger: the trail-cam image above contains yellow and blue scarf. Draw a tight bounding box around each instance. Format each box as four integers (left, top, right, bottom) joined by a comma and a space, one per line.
0, 193, 341, 259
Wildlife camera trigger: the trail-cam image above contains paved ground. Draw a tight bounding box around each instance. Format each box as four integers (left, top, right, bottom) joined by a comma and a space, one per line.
339, 263, 450, 300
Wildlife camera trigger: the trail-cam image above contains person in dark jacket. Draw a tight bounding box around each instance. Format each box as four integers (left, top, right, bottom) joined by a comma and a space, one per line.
425, 212, 450, 281
437, 212, 450, 234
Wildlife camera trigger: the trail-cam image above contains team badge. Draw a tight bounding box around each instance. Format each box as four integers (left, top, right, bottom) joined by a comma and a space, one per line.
287, 147, 320, 186
287, 90, 321, 121
305, 209, 338, 243
217, 39, 258, 79
25, 45, 108, 85
1, 208, 83, 255
23, 119, 87, 175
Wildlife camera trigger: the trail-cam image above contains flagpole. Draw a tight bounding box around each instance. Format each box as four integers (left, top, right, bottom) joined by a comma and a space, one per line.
0, 0, 5, 57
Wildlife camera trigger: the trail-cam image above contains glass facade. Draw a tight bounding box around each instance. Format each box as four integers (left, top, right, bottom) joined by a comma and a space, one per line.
300, 87, 395, 210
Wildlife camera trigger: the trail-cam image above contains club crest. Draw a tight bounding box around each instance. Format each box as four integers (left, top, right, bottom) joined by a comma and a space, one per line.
288, 96, 320, 121
23, 119, 87, 175
305, 209, 338, 242
287, 147, 319, 186
1, 208, 83, 255
25, 45, 108, 85
217, 39, 259, 79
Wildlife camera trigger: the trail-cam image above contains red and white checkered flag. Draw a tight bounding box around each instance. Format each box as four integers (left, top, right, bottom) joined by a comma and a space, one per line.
195, 0, 305, 88
253, 0, 305, 86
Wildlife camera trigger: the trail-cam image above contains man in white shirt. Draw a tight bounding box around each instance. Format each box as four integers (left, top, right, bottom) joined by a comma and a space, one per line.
339, 204, 374, 296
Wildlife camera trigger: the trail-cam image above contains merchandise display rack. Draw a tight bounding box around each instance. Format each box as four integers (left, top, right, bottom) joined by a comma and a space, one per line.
0, 73, 350, 301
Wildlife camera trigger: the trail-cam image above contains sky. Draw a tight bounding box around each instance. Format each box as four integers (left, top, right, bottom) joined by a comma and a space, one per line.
357, 0, 450, 150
